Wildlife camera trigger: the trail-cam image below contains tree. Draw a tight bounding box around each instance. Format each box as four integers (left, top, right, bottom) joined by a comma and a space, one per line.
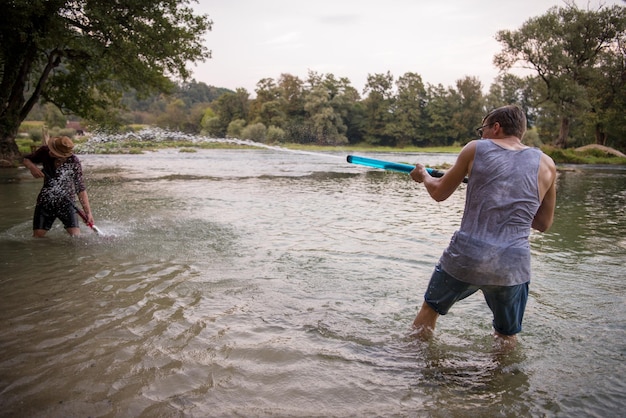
423, 84, 462, 146
277, 73, 305, 121
388, 72, 427, 147
177, 80, 226, 106
450, 76, 485, 144
494, 3, 626, 148
585, 23, 626, 149
0, 0, 212, 164
249, 77, 283, 127
486, 74, 539, 127
276, 73, 307, 142
43, 103, 67, 130
302, 73, 349, 146
156, 99, 187, 131
362, 71, 395, 146
205, 88, 250, 137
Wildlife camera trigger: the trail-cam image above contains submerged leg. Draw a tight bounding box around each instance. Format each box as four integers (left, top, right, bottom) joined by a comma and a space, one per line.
412, 301, 439, 339
66, 227, 81, 237
493, 331, 517, 351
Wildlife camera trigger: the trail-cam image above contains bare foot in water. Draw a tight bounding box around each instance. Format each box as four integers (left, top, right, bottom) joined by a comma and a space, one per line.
410, 302, 439, 340
493, 332, 518, 352
409, 324, 435, 341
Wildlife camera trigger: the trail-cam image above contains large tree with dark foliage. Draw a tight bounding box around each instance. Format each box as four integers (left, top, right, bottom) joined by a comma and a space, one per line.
0, 0, 212, 165
494, 3, 626, 148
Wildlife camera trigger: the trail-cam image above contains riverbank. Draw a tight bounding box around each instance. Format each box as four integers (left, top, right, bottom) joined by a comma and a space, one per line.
16, 130, 626, 166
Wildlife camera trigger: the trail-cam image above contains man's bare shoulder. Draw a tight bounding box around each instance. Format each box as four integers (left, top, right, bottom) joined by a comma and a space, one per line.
539, 152, 557, 173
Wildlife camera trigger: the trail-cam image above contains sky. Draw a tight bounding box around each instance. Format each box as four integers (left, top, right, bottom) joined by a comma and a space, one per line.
191, 0, 624, 96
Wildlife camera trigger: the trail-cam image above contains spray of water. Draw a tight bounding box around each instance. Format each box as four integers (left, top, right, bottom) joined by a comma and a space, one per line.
77, 127, 344, 161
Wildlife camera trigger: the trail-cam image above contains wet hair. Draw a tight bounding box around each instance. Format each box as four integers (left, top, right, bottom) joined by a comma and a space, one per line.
483, 105, 526, 138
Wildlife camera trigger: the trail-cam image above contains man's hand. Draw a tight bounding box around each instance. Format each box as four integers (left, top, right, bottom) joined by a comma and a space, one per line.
410, 164, 428, 183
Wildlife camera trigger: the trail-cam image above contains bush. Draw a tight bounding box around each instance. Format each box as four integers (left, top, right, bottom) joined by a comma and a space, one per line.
28, 128, 44, 144
241, 123, 267, 142
41, 127, 75, 139
541, 145, 626, 165
58, 128, 76, 138
201, 116, 224, 137
16, 138, 39, 154
227, 119, 246, 138
19, 121, 45, 134
542, 146, 585, 164
266, 125, 286, 143
580, 148, 611, 158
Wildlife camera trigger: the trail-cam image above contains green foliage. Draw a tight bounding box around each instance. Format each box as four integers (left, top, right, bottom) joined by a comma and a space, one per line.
43, 103, 66, 130
18, 121, 45, 134
266, 126, 286, 143
58, 128, 77, 138
204, 89, 250, 137
362, 72, 396, 146
16, 138, 39, 154
495, 3, 626, 148
542, 146, 626, 165
227, 119, 247, 138
4, 2, 626, 164
201, 117, 224, 138
241, 123, 267, 142
0, 0, 213, 162
28, 129, 44, 144
156, 99, 187, 131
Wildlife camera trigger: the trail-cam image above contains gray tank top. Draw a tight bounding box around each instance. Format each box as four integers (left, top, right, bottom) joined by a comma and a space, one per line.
439, 140, 542, 286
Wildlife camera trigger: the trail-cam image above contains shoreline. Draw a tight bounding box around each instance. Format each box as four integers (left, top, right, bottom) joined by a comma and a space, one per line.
12, 131, 626, 167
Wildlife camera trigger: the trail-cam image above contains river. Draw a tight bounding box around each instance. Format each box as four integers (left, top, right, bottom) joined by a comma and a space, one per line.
1, 147, 625, 417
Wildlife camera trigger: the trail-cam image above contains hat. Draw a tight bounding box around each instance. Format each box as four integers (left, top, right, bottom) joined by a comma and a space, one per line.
48, 136, 74, 158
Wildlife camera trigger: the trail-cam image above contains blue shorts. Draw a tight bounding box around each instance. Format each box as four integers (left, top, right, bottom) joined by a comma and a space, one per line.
423, 265, 529, 336
33, 203, 79, 231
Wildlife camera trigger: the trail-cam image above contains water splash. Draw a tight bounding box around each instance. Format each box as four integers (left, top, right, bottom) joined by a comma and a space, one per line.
77, 127, 344, 161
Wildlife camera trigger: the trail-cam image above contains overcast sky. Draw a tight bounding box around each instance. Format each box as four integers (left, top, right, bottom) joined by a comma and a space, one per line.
191, 0, 623, 96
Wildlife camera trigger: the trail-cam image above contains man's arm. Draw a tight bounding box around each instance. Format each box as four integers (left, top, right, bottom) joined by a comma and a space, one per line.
532, 154, 557, 232
410, 141, 476, 202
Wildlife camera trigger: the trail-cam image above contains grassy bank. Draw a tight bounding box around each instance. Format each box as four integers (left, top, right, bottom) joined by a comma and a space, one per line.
261, 142, 626, 165
17, 135, 626, 166
541, 146, 626, 165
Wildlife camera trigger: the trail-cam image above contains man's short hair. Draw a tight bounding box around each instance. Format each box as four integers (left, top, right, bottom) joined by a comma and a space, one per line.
483, 105, 527, 138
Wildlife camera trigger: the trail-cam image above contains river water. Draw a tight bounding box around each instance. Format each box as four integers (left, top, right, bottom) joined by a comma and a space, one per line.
0, 147, 625, 417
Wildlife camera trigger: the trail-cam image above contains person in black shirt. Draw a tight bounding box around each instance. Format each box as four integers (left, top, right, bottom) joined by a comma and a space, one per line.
23, 136, 95, 238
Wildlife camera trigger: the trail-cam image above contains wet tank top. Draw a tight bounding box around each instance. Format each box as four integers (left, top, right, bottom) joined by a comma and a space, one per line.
439, 139, 542, 286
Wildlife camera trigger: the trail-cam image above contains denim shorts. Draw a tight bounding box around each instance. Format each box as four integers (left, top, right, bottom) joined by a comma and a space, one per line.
33, 203, 79, 230
423, 265, 529, 336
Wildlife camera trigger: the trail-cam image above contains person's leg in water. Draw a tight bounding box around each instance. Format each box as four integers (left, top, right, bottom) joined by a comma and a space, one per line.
412, 265, 477, 339
413, 301, 439, 339
483, 282, 529, 349
33, 204, 81, 238
59, 203, 81, 237
33, 205, 52, 238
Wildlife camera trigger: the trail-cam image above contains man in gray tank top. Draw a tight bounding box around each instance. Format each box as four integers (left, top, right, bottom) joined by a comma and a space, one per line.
410, 105, 557, 346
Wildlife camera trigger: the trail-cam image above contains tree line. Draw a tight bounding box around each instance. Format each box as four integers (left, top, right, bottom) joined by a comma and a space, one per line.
91, 3, 626, 152
2, 1, 625, 165
234, 2, 620, 153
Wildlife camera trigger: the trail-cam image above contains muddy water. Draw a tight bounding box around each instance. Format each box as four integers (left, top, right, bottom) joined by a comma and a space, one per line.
1, 149, 625, 417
